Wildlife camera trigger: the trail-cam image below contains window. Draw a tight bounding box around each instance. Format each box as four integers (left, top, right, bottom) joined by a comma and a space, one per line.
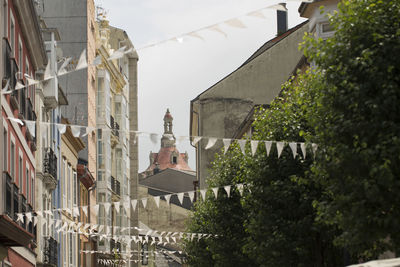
67, 164, 71, 210
62, 158, 66, 208
73, 171, 77, 206
18, 38, 23, 71
172, 156, 177, 164
10, 141, 15, 180
4, 0, 8, 43
26, 166, 29, 199
31, 172, 34, 205
69, 233, 73, 266
317, 20, 335, 39
3, 128, 7, 172
19, 155, 22, 190
10, 13, 15, 52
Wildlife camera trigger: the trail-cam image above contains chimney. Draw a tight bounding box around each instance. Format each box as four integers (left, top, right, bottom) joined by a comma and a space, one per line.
277, 3, 288, 36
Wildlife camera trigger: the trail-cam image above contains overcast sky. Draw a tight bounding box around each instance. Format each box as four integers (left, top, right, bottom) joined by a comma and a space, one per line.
95, 0, 306, 172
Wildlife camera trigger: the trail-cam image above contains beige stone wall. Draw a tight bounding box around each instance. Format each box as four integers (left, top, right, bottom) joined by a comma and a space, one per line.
193, 23, 308, 188
87, 0, 97, 224
138, 186, 190, 235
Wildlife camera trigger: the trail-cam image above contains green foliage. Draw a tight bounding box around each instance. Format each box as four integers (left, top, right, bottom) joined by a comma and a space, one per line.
184, 148, 254, 267
185, 0, 400, 265
185, 72, 343, 266
302, 0, 400, 258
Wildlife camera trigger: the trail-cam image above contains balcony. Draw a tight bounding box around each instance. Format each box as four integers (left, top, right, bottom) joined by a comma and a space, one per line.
43, 236, 58, 266
43, 148, 57, 190
1, 172, 33, 247
110, 115, 120, 147
110, 176, 120, 197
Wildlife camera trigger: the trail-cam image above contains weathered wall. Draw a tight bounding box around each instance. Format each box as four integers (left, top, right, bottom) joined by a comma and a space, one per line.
194, 23, 308, 188
138, 186, 189, 234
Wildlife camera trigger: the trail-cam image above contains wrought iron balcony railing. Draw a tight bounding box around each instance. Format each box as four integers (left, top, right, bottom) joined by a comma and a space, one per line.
43, 148, 57, 179
43, 236, 58, 266
110, 176, 121, 196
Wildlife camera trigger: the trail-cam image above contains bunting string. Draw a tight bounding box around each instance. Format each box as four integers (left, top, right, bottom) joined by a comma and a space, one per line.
6, 117, 318, 158
1, 1, 306, 96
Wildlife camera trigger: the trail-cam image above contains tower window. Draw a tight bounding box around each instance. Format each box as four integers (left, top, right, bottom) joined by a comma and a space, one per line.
172, 156, 177, 164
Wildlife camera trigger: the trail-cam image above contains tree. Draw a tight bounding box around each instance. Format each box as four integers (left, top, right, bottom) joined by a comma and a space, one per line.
185, 72, 343, 266
302, 0, 400, 259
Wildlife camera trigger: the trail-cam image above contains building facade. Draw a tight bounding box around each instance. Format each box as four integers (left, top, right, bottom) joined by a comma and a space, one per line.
95, 18, 139, 266
190, 9, 308, 189
0, 0, 47, 266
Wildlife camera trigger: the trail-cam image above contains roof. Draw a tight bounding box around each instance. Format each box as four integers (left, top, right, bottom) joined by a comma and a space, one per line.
145, 146, 193, 173
191, 20, 309, 103
140, 168, 196, 194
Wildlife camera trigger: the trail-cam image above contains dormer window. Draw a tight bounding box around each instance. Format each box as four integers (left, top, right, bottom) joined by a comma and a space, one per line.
317, 20, 335, 39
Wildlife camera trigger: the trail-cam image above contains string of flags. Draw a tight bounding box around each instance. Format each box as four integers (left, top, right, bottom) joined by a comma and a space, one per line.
97, 258, 182, 266
0, 1, 309, 96
16, 183, 246, 221
6, 117, 318, 158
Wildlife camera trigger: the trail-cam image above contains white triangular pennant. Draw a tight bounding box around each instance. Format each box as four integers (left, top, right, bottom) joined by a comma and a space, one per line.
131, 199, 137, 211
205, 137, 217, 150
82, 126, 95, 137
224, 185, 231, 197
312, 143, 318, 157
36, 211, 43, 217
250, 140, 259, 156
177, 193, 184, 205
25, 212, 32, 223
207, 24, 227, 38
71, 125, 81, 137
149, 133, 158, 144
76, 49, 87, 70
247, 10, 266, 19
15, 81, 24, 90
164, 194, 171, 205
58, 57, 72, 76
153, 196, 160, 208
212, 187, 219, 199
188, 191, 195, 203
25, 120, 36, 138
56, 124, 66, 134
276, 142, 285, 158
222, 138, 231, 154
188, 31, 204, 41
33, 216, 38, 226
200, 189, 206, 200
267, 3, 288, 11
8, 117, 24, 126
225, 18, 246, 29
289, 142, 297, 159
16, 213, 24, 223
265, 141, 272, 156
238, 139, 247, 155
192, 136, 202, 145
237, 184, 244, 196
300, 143, 307, 159
142, 198, 147, 209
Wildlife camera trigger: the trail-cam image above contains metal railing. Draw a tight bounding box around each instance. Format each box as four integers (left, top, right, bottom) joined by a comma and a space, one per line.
111, 176, 121, 196
43, 236, 58, 266
43, 148, 57, 179
110, 115, 120, 137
